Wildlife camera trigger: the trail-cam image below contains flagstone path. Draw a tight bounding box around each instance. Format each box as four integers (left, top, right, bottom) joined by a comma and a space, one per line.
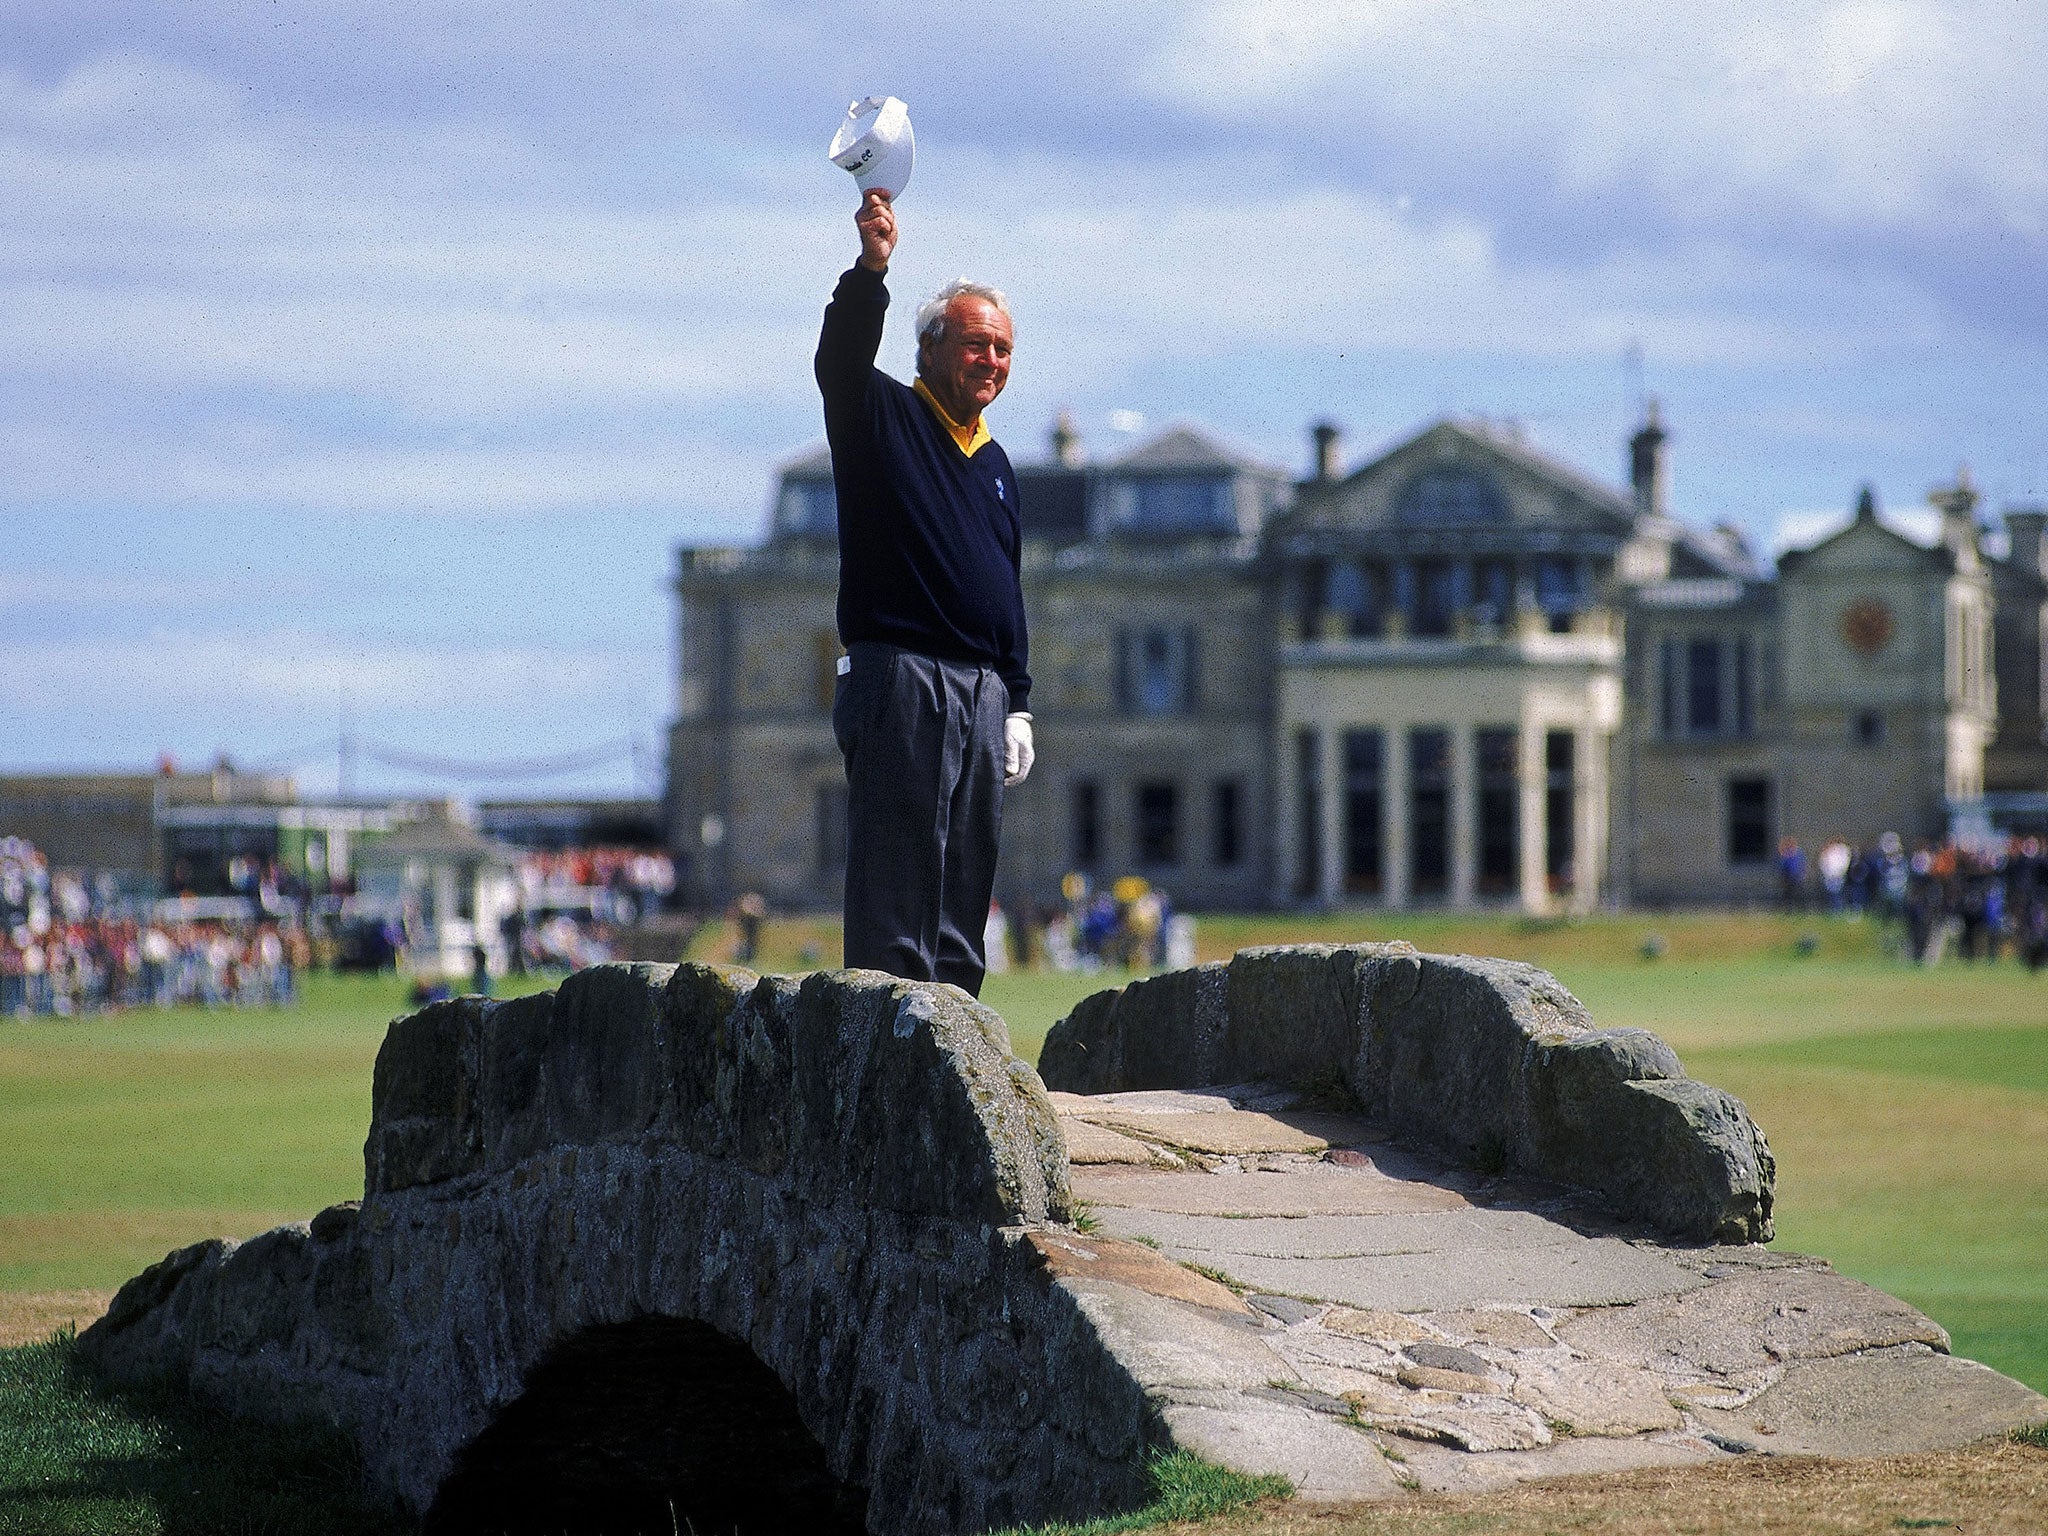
1045, 1084, 2048, 1502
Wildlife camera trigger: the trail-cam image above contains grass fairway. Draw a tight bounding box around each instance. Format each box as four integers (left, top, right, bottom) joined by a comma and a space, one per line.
2, 912, 2043, 1400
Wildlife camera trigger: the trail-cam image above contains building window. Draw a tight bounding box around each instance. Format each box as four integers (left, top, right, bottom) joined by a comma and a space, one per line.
776, 479, 837, 536
1071, 780, 1100, 868
1412, 560, 1456, 637
1545, 730, 1575, 894
1659, 636, 1679, 738
1686, 637, 1723, 734
1409, 728, 1451, 899
1854, 710, 1886, 746
1294, 729, 1322, 898
1735, 636, 1756, 736
816, 782, 848, 874
1135, 781, 1179, 866
1475, 727, 1518, 898
1296, 560, 1326, 640
1473, 560, 1513, 628
1105, 474, 1236, 534
1342, 729, 1383, 895
1536, 557, 1582, 632
1327, 561, 1384, 638
1728, 776, 1771, 864
1117, 626, 1196, 714
1212, 779, 1243, 867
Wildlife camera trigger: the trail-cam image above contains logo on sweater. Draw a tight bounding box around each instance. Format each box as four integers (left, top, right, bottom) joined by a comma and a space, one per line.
995, 476, 1005, 499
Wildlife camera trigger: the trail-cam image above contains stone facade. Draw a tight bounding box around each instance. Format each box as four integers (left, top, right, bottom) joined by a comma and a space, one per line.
669, 408, 2044, 915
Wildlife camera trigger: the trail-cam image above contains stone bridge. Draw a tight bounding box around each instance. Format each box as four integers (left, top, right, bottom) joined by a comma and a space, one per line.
80, 947, 2048, 1534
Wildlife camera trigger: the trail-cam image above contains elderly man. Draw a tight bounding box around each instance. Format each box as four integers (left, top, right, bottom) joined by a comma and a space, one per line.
814, 188, 1033, 997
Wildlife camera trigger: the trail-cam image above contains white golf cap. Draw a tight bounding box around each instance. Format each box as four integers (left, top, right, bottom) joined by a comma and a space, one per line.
828, 95, 914, 199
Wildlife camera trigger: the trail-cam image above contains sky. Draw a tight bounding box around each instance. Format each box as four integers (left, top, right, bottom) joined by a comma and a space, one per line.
2, 1, 2043, 799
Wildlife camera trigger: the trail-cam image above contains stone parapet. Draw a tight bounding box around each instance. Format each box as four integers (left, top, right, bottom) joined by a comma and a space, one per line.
1039, 943, 1775, 1244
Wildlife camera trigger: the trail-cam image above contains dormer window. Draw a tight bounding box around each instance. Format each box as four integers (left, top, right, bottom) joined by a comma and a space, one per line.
1105, 474, 1236, 534
776, 480, 838, 537
1396, 467, 1505, 524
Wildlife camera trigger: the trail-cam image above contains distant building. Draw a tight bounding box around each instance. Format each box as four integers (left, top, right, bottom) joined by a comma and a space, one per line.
353, 816, 521, 976
478, 797, 665, 852
0, 763, 425, 895
669, 409, 2038, 912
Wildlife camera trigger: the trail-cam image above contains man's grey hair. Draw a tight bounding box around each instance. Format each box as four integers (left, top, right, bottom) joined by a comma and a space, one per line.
915, 279, 1012, 350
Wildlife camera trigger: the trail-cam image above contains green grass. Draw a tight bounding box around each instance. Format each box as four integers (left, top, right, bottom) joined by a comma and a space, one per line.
1, 912, 2044, 1531
0, 1330, 400, 1535
991, 1450, 1290, 1535
0, 972, 551, 1294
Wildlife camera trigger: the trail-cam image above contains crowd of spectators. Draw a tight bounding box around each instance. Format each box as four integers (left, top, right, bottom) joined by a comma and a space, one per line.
1006, 874, 1198, 974
1777, 832, 2048, 966
517, 847, 675, 928
2, 838, 310, 1016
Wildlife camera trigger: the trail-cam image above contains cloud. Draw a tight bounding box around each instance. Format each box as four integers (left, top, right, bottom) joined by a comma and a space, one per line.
0, 627, 665, 737
0, 6, 2042, 777
1140, 1, 2047, 241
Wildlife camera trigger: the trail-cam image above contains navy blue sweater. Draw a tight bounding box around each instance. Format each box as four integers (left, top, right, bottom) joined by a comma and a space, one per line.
814, 264, 1030, 712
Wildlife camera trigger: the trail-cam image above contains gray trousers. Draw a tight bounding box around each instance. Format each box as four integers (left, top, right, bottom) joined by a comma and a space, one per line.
833, 642, 1007, 996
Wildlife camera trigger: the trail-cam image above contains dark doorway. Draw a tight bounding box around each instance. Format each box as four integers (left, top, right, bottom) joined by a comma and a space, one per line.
1475, 727, 1518, 898
1545, 730, 1576, 894
425, 1316, 867, 1536
1342, 728, 1383, 896
1408, 728, 1450, 900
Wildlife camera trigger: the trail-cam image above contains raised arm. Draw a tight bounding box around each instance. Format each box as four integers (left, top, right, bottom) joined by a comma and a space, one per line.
814, 190, 897, 411
855, 188, 896, 273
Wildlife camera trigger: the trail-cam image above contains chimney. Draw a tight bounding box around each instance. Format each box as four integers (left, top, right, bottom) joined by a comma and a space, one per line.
2007, 505, 2048, 580
1854, 483, 1879, 523
1628, 398, 1669, 521
1049, 410, 1082, 468
1310, 420, 1342, 483
1930, 465, 1981, 557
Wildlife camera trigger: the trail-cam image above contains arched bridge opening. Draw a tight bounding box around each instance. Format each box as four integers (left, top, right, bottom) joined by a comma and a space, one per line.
424, 1316, 867, 1536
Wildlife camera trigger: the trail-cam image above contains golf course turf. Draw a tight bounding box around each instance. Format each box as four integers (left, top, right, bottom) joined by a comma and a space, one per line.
2, 910, 2043, 1532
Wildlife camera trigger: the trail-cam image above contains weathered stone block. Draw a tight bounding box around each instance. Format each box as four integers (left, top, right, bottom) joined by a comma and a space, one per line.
1037, 984, 1123, 1094
210, 1223, 317, 1356
367, 998, 485, 1193
546, 963, 671, 1145
479, 992, 553, 1171
1117, 964, 1228, 1089
725, 975, 799, 1178
1223, 946, 1362, 1085
663, 962, 759, 1156
845, 982, 1068, 1225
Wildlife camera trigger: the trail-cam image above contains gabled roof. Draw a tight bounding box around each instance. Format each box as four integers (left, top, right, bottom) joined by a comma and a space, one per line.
1283, 417, 1636, 538
1776, 502, 1955, 576
1447, 418, 1635, 521
1108, 424, 1278, 477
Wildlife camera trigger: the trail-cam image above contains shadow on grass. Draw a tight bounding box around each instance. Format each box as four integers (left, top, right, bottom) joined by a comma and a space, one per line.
0, 1330, 408, 1536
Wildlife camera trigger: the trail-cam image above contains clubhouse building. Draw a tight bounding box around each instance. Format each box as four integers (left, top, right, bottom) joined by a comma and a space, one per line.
666, 408, 2044, 913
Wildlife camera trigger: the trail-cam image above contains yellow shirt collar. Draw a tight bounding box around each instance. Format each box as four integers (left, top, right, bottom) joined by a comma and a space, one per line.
913, 377, 992, 457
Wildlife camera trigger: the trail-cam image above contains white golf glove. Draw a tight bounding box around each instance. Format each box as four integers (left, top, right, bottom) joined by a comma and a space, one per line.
1003, 712, 1035, 787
